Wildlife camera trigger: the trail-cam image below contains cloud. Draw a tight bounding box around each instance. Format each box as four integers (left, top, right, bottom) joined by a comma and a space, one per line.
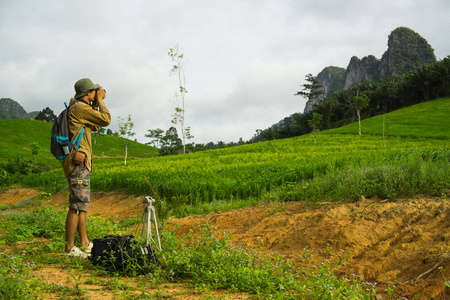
0, 0, 449, 145
185, 58, 310, 143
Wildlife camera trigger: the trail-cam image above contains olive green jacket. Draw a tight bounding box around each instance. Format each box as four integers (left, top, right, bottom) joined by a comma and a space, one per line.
62, 98, 111, 177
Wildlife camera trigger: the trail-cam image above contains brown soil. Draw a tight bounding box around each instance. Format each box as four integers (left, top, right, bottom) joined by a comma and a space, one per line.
1, 187, 450, 299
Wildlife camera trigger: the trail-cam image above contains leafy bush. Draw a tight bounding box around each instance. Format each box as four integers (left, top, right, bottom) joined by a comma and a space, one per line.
0, 168, 7, 185
28, 142, 40, 156
1, 157, 37, 176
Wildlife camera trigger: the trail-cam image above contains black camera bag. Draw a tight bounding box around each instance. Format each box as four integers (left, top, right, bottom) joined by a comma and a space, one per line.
90, 235, 157, 272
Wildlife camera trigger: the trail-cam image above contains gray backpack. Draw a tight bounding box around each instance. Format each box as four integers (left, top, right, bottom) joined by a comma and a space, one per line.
50, 100, 85, 160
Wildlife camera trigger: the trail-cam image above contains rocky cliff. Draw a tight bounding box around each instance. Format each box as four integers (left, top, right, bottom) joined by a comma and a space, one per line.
304, 66, 346, 112
304, 27, 436, 113
343, 55, 380, 89
379, 27, 436, 78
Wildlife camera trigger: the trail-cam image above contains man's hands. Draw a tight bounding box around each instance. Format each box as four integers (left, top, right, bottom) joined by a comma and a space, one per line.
97, 87, 106, 101
92, 87, 106, 108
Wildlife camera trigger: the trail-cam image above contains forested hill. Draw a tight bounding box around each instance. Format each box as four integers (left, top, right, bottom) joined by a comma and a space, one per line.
304, 27, 436, 112
255, 55, 450, 143
0, 98, 39, 120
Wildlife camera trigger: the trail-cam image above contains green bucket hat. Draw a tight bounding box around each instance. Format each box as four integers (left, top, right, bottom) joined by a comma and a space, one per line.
74, 78, 101, 99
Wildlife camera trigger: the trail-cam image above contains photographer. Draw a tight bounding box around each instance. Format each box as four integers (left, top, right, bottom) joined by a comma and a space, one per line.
62, 78, 111, 257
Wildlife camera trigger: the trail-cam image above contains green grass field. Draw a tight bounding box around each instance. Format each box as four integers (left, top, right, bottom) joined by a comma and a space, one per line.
2, 98, 450, 216
1, 98, 449, 299
331, 98, 450, 139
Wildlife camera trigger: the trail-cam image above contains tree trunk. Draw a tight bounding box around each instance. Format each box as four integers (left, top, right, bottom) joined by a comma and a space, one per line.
383, 114, 386, 147
124, 143, 128, 166
313, 123, 317, 143
357, 109, 362, 136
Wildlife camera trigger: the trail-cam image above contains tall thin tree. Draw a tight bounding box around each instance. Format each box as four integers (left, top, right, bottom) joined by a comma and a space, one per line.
314, 97, 338, 130
145, 128, 164, 148
295, 73, 324, 108
308, 112, 323, 143
169, 44, 193, 154
349, 91, 370, 136
118, 115, 135, 166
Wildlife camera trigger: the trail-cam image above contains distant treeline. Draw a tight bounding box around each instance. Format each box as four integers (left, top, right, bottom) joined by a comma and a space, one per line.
252, 55, 450, 142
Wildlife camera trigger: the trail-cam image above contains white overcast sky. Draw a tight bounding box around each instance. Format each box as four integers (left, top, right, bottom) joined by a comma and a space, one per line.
1, 0, 449, 144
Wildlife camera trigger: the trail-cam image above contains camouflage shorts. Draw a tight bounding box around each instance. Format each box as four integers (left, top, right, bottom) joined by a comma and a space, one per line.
67, 164, 91, 213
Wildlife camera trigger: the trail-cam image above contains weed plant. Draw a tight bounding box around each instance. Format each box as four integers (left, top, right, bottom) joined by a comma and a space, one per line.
172, 197, 262, 218
158, 224, 380, 299
0, 251, 38, 299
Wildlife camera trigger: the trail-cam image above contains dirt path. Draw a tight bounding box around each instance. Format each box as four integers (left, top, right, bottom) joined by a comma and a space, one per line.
1, 187, 449, 299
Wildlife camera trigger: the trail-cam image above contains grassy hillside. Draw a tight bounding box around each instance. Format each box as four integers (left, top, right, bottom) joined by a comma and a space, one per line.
0, 119, 158, 162
330, 97, 450, 138
2, 98, 450, 216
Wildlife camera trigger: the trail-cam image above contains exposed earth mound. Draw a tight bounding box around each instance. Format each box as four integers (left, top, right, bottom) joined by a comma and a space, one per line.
1, 187, 449, 299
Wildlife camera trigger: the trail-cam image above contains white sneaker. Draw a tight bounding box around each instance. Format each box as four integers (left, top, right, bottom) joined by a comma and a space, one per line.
66, 246, 88, 258
81, 242, 94, 254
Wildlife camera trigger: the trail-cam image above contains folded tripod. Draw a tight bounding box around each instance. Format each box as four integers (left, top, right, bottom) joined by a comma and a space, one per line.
141, 196, 162, 251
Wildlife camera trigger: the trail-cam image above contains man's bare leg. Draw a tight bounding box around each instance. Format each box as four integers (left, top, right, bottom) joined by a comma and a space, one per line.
65, 208, 79, 252
77, 211, 90, 248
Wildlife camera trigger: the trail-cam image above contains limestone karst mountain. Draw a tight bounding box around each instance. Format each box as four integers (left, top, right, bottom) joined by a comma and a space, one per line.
304, 27, 436, 113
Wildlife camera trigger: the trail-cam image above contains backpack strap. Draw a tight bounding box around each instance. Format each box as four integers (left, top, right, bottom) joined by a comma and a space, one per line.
72, 125, 86, 150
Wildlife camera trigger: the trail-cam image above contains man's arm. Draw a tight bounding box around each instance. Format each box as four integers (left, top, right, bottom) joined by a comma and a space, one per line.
80, 86, 111, 128
86, 100, 111, 130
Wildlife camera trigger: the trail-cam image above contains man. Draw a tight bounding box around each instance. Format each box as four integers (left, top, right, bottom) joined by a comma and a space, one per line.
62, 78, 111, 257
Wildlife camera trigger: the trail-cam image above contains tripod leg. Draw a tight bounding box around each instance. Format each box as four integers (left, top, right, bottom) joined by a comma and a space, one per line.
146, 208, 152, 246
151, 208, 162, 251
141, 207, 147, 240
